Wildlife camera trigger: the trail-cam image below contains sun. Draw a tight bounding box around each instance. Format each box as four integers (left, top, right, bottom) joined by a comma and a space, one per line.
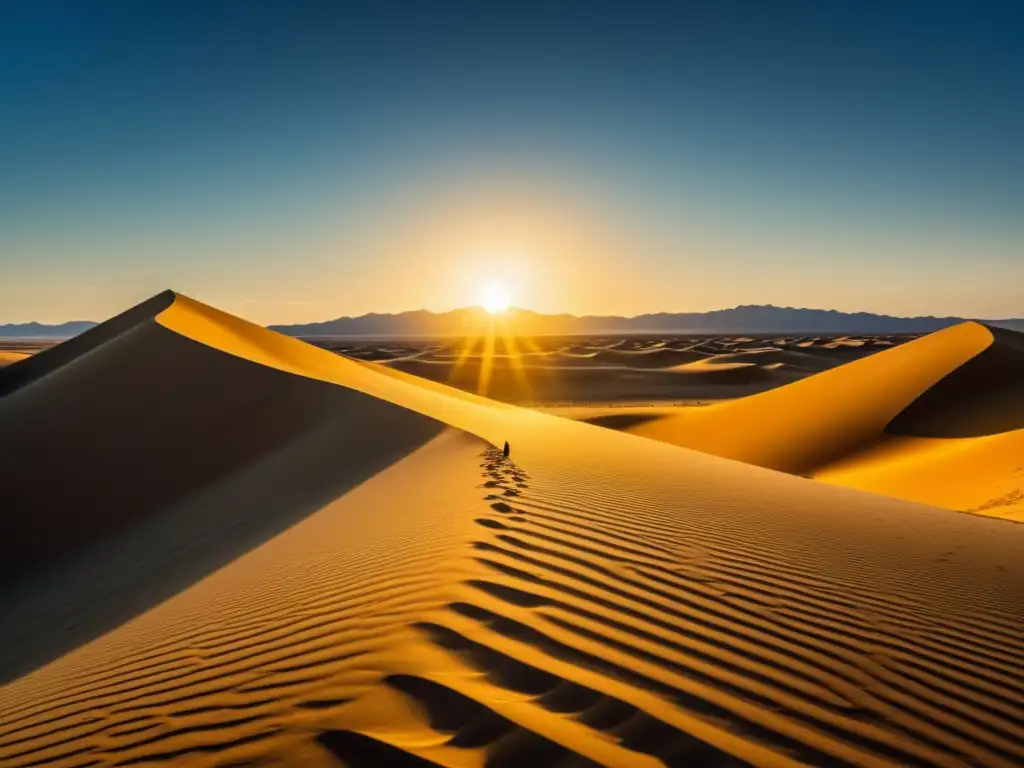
479, 281, 511, 314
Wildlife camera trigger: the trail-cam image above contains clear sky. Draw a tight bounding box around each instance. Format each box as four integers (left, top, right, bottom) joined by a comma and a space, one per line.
2, 1, 1021, 324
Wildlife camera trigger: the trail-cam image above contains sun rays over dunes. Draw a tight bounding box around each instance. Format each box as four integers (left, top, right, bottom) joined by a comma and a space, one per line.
0, 293, 1022, 767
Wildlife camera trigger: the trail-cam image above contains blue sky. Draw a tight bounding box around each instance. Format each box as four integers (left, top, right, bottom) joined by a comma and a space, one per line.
1, 1, 1021, 323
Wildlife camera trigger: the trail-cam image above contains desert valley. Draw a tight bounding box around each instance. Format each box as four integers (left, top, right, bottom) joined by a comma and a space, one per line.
2, 4, 1021, 765
0, 291, 1021, 767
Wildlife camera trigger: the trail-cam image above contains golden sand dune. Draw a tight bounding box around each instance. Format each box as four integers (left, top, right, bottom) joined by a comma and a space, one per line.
1, 294, 1022, 767
0, 292, 445, 587
666, 358, 783, 386
620, 322, 1024, 516
702, 349, 836, 374
814, 429, 1024, 521
627, 322, 995, 473
807, 325, 1024, 519
621, 322, 1024, 517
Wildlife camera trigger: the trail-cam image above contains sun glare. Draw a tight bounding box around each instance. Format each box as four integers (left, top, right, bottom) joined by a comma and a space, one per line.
480, 281, 511, 314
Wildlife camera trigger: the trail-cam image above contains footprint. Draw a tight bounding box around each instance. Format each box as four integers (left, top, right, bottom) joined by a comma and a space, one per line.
476, 518, 509, 530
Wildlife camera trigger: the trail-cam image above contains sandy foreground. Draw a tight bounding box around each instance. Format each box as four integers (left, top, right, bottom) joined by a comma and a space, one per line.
0, 292, 1022, 767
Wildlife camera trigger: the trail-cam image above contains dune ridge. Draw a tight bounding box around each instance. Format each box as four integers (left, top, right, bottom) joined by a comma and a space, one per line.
1, 293, 1022, 766
0, 291, 177, 399
625, 322, 994, 474
0, 294, 445, 587
615, 321, 1024, 516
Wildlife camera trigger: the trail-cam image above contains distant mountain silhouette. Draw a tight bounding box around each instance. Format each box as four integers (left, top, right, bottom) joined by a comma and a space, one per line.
272, 305, 1024, 336
0, 320, 98, 338
4, 305, 1021, 338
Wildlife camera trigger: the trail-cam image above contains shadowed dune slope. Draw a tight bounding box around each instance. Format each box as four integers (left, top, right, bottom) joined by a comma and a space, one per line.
625, 322, 998, 475
155, 294, 509, 443
886, 326, 1024, 438
589, 347, 710, 368
0, 291, 176, 399
2, 294, 1023, 767
0, 293, 451, 680
0, 295, 445, 587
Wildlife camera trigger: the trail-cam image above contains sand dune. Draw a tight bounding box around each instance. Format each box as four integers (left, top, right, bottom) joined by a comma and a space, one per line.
0, 293, 444, 586
813, 428, 1024, 521
295, 331, 898, 406
699, 349, 836, 373
885, 326, 1024, 438
625, 322, 995, 474
1, 294, 1022, 767
611, 322, 1024, 517
667, 358, 781, 386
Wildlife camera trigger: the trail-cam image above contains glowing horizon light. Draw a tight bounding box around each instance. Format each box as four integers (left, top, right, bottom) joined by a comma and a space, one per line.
479, 281, 511, 314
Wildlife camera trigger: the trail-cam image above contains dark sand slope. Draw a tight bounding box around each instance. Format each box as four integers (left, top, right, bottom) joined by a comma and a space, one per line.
0, 291, 176, 399
1, 294, 1023, 767
886, 326, 1024, 438
0, 295, 444, 680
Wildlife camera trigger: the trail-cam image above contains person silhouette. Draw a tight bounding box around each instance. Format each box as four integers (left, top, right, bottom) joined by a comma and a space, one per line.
503, 440, 510, 458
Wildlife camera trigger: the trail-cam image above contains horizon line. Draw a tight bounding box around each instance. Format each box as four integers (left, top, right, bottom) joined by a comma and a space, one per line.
1, 291, 1020, 328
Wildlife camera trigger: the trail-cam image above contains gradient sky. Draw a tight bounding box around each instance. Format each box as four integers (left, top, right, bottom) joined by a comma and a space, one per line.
2, 1, 1021, 324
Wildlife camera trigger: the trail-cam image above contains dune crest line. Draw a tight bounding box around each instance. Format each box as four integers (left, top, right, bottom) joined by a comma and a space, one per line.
0, 292, 1021, 766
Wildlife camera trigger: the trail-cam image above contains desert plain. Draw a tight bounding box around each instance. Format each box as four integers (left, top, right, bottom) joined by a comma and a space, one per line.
0, 291, 1022, 767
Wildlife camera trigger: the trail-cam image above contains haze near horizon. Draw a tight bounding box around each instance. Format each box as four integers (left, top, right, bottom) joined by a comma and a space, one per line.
1, 1, 1021, 324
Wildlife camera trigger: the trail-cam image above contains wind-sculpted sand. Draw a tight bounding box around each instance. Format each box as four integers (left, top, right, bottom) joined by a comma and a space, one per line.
301, 331, 904, 405
1, 293, 1022, 767
604, 322, 1024, 519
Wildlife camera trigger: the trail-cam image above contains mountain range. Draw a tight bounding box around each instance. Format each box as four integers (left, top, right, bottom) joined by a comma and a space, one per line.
0, 321, 99, 338
274, 305, 1024, 336
2, 304, 1021, 338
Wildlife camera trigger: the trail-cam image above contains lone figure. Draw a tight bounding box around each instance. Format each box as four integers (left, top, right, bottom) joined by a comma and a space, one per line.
503, 440, 510, 458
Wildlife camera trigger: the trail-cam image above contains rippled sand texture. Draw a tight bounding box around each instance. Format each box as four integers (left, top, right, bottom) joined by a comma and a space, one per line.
0, 292, 1021, 767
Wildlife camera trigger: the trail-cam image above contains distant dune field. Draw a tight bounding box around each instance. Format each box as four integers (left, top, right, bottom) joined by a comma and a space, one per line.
300, 331, 904, 406
0, 295, 1022, 767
